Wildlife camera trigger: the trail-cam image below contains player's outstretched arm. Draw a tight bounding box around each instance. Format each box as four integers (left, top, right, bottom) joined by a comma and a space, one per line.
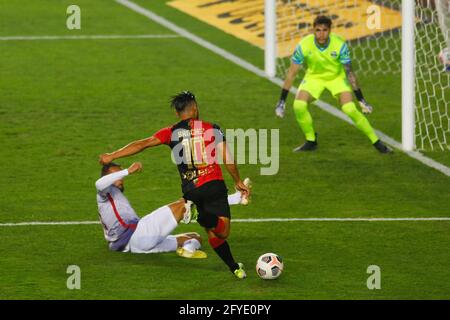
95, 162, 142, 192
282, 62, 301, 91
216, 141, 250, 196
344, 63, 373, 114
127, 162, 143, 175
99, 136, 162, 165
275, 63, 301, 118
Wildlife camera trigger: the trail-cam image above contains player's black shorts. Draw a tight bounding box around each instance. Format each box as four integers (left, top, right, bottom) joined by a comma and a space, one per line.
183, 179, 231, 228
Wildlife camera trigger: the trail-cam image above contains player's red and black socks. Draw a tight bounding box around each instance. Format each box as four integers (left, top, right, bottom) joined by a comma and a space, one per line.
209, 237, 239, 273
212, 217, 225, 235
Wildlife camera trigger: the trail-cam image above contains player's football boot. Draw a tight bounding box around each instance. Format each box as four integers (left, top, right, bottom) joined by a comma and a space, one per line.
181, 200, 198, 224
373, 140, 393, 154
233, 263, 247, 279
176, 247, 207, 259
239, 177, 252, 206
293, 134, 318, 152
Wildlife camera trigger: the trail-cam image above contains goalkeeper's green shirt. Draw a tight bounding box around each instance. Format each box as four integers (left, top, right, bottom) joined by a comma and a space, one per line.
291, 33, 351, 81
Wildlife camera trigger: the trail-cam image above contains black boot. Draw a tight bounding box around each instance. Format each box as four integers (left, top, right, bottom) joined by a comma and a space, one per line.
373, 140, 393, 154
293, 134, 318, 152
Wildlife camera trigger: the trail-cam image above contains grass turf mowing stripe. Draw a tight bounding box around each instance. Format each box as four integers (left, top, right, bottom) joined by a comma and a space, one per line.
0, 34, 180, 41
1, 217, 450, 226
115, 0, 450, 178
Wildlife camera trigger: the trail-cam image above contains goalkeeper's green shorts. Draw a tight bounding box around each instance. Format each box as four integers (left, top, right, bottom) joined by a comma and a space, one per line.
298, 76, 352, 100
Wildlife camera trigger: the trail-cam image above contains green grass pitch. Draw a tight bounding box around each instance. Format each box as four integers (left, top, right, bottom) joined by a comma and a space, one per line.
0, 0, 449, 299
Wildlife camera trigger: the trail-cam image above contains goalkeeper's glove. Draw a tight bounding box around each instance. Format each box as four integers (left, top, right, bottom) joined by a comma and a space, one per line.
358, 99, 373, 114
275, 88, 289, 118
275, 100, 286, 118
354, 89, 373, 114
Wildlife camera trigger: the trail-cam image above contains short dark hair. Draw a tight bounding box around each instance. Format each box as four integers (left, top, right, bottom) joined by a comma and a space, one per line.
101, 162, 121, 177
313, 15, 332, 28
170, 91, 196, 113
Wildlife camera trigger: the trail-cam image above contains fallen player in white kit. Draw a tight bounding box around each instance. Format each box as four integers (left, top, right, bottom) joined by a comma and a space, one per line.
95, 162, 249, 259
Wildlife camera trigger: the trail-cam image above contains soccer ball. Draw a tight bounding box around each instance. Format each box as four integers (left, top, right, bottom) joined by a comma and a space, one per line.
256, 253, 284, 280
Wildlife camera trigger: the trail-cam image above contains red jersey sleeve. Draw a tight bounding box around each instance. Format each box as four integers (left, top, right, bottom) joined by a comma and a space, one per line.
153, 127, 172, 145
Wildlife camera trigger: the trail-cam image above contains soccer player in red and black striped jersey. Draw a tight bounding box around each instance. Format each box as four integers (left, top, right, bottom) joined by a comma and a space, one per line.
99, 91, 250, 279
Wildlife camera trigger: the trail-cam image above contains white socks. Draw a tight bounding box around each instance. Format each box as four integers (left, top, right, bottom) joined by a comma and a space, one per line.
182, 238, 201, 252
227, 191, 242, 205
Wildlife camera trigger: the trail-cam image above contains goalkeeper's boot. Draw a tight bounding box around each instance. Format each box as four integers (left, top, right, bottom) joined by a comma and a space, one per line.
293, 134, 318, 152
233, 263, 247, 279
176, 247, 207, 259
181, 200, 198, 224
373, 140, 393, 154
239, 177, 252, 206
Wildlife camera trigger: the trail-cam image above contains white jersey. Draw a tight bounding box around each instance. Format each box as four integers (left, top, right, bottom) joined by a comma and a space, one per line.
95, 169, 140, 251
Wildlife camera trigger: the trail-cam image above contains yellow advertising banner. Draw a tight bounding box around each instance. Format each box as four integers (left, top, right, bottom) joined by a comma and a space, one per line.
168, 0, 402, 57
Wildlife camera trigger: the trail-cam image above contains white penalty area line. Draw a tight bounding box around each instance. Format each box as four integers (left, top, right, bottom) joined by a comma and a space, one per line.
115, 0, 450, 178
0, 34, 180, 41
0, 221, 99, 227
1, 217, 450, 227
233, 217, 450, 222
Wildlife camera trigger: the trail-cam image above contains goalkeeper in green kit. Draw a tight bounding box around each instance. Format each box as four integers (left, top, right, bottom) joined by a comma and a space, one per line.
275, 15, 392, 153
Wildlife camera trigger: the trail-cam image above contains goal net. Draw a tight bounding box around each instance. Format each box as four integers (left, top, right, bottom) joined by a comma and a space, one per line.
416, 0, 449, 150
273, 0, 449, 151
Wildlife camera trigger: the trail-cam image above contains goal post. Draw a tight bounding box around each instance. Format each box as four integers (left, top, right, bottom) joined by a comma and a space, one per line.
264, 0, 277, 78
265, 0, 449, 151
402, 0, 416, 151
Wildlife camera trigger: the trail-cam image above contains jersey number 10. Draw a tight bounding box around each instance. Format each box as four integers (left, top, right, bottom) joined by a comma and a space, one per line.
181, 136, 208, 168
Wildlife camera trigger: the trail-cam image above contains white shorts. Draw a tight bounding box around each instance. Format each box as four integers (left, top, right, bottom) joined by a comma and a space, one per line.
126, 205, 178, 254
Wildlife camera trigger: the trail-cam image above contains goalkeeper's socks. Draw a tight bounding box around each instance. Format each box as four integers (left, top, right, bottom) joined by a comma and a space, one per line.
293, 100, 316, 141
341, 102, 379, 144
209, 237, 239, 272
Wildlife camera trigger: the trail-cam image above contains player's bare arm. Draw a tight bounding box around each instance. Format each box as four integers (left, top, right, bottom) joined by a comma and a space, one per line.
217, 141, 250, 196
275, 63, 302, 118
343, 62, 359, 90
127, 162, 143, 174
95, 162, 142, 192
283, 63, 301, 91
99, 136, 162, 164
344, 62, 373, 114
